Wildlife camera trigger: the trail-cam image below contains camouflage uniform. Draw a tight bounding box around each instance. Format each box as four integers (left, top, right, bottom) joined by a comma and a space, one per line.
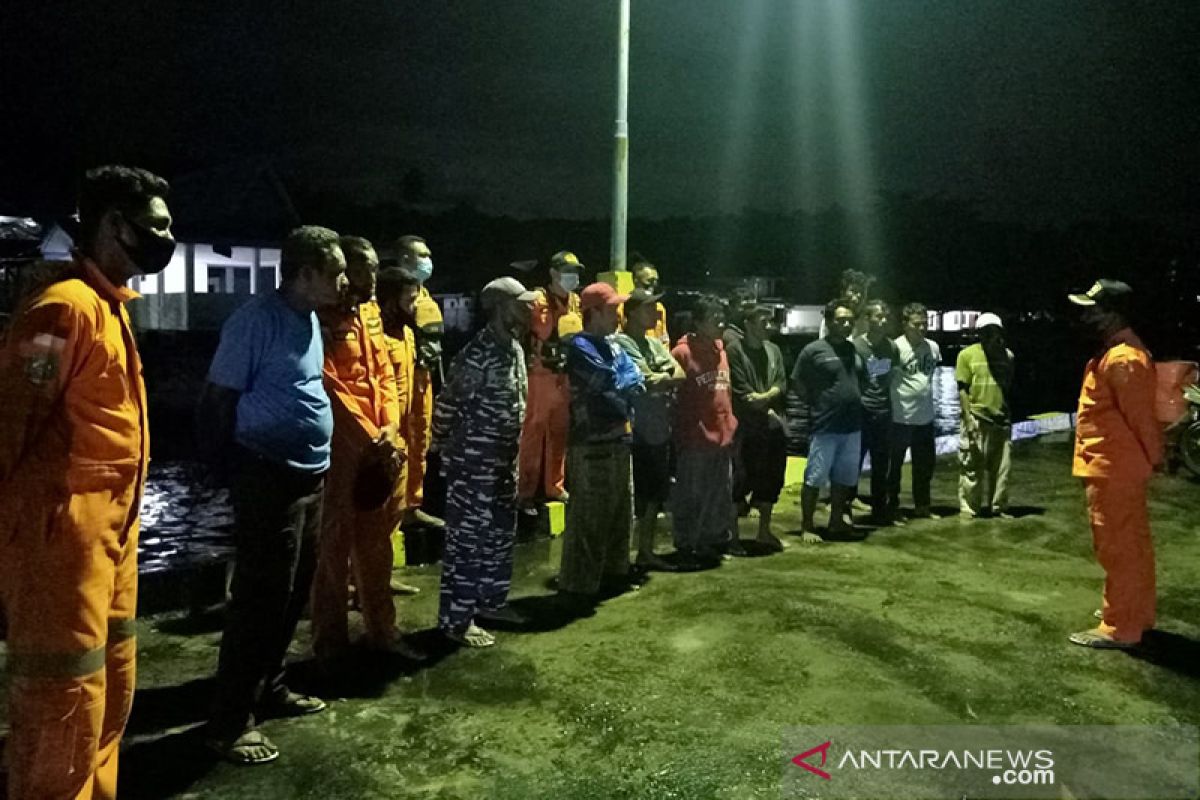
431, 326, 528, 632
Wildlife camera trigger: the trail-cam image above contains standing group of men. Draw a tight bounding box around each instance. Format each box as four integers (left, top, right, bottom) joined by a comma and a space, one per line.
0, 166, 1170, 797
195, 227, 458, 763
793, 279, 1016, 541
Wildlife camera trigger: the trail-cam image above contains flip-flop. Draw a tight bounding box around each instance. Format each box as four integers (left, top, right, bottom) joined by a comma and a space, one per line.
258, 691, 327, 719
205, 730, 280, 766
1069, 629, 1137, 650
444, 624, 495, 648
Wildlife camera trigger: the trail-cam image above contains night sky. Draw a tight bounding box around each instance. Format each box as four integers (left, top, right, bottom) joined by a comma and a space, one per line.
3, 1, 1198, 224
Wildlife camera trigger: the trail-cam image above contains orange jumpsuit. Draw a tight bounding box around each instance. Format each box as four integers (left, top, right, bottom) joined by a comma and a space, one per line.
384, 327, 415, 525
0, 258, 147, 800
404, 287, 442, 510
311, 300, 401, 658
518, 287, 582, 500
1073, 327, 1163, 643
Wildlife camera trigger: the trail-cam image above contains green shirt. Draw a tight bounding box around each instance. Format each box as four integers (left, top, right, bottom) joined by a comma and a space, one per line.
955, 342, 1014, 425
614, 332, 678, 445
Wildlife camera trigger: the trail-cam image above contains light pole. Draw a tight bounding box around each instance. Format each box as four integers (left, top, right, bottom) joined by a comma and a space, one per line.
609, 0, 630, 273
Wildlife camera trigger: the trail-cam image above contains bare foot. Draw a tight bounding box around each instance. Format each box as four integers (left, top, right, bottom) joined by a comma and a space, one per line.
800, 531, 824, 545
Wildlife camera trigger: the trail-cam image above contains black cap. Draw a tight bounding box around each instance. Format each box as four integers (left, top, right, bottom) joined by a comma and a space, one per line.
624, 287, 663, 307
549, 251, 584, 273
1068, 279, 1133, 308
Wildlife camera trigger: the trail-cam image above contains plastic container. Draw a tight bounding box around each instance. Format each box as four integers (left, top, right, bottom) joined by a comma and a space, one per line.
1155, 361, 1198, 425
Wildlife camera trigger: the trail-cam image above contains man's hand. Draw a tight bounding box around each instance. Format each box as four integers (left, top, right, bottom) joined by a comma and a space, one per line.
745, 392, 769, 410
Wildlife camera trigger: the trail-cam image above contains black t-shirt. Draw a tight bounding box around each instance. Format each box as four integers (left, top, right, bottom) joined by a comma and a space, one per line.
853, 334, 897, 417
793, 338, 865, 434
746, 341, 770, 387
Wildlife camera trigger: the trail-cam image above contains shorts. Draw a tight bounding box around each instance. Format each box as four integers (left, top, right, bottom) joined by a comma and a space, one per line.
804, 431, 862, 488
632, 441, 672, 517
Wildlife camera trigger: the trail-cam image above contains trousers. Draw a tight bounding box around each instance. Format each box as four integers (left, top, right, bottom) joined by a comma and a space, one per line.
405, 367, 434, 507
439, 452, 518, 631
958, 420, 1012, 515
518, 371, 570, 500
210, 449, 324, 738
673, 446, 736, 551
888, 422, 936, 511
1, 476, 140, 800
859, 411, 892, 515
311, 436, 397, 660
560, 442, 633, 594
1086, 478, 1156, 643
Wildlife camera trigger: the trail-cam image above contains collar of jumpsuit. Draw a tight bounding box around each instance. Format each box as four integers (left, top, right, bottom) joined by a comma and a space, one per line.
81, 255, 141, 305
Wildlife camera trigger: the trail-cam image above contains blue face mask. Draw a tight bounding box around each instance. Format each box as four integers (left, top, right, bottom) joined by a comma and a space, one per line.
409, 257, 433, 284
558, 272, 580, 293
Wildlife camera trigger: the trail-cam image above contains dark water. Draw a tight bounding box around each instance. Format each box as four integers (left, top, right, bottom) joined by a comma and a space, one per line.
138, 463, 234, 574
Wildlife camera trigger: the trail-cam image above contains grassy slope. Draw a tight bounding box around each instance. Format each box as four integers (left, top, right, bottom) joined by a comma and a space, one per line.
6, 440, 1200, 799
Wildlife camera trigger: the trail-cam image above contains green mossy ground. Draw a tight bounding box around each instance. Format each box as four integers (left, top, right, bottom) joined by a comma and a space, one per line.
3, 440, 1199, 799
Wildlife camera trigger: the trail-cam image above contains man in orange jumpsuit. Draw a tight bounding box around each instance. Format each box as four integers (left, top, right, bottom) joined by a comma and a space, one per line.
0, 166, 173, 799
376, 266, 422, 594
1068, 279, 1163, 649
518, 250, 584, 506
311, 237, 418, 664
396, 234, 446, 530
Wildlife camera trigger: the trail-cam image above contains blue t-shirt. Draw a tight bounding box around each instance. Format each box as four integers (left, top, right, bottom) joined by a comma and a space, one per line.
207, 291, 333, 473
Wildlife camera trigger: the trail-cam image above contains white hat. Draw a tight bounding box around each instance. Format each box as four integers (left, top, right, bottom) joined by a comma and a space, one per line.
481, 277, 537, 311
975, 312, 1003, 330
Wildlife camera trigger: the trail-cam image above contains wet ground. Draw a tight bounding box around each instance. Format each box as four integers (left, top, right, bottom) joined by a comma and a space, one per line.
3, 439, 1197, 799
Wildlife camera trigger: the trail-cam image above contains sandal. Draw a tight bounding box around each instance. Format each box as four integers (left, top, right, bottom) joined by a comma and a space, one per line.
258, 690, 327, 719
206, 729, 280, 766
444, 623, 495, 648
1069, 628, 1137, 650
389, 578, 421, 595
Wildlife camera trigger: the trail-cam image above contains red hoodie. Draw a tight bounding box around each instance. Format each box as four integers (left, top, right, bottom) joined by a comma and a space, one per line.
671, 333, 738, 449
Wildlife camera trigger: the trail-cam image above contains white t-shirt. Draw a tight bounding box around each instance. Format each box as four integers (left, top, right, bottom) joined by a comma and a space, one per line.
890, 335, 941, 425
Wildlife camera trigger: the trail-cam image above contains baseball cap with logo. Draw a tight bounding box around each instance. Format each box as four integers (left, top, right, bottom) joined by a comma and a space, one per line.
549, 251, 585, 273
580, 282, 629, 311
1068, 279, 1133, 308
480, 276, 537, 311
975, 312, 1003, 329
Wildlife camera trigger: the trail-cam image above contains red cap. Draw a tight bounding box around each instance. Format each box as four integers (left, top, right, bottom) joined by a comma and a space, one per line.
580, 282, 629, 311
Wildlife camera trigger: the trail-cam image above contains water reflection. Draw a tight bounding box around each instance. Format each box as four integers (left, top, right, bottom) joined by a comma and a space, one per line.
932, 366, 961, 437
138, 463, 234, 574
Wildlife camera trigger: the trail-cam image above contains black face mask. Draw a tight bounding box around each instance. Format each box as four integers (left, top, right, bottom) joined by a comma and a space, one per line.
119, 217, 176, 275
